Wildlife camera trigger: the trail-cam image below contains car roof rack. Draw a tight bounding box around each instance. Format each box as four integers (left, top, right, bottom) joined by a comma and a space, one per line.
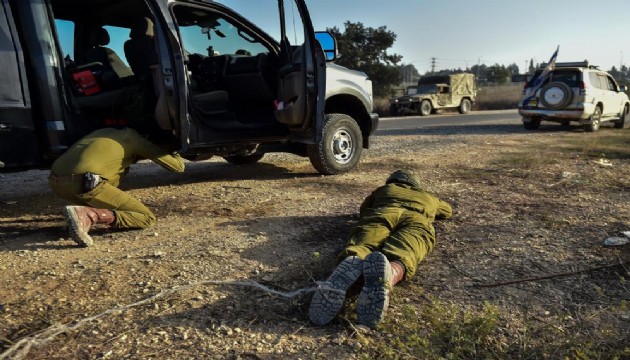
538, 61, 598, 69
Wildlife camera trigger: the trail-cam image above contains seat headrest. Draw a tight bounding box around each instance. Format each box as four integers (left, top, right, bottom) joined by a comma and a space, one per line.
130, 17, 155, 38
90, 27, 110, 47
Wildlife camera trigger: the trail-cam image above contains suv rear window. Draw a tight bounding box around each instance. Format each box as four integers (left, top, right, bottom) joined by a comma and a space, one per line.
528, 69, 581, 88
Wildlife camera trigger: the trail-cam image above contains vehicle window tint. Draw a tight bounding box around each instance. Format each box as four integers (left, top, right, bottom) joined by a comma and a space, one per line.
605, 76, 617, 91
550, 71, 579, 87
174, 7, 269, 58
597, 74, 610, 91
55, 19, 75, 61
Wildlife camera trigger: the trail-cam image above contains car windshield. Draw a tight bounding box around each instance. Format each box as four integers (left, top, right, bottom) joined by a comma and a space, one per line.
406, 87, 417, 95
417, 84, 436, 94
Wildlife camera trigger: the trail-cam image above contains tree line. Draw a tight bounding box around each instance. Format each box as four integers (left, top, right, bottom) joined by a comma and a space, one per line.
329, 21, 624, 97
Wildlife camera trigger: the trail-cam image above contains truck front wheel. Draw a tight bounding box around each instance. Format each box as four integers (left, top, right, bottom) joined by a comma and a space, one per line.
307, 113, 363, 175
417, 100, 432, 116
458, 99, 472, 114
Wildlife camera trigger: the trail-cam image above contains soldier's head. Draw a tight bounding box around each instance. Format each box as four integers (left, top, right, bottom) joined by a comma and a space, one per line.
386, 169, 422, 190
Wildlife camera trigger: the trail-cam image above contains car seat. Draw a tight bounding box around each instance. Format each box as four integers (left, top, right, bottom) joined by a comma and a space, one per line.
84, 27, 133, 80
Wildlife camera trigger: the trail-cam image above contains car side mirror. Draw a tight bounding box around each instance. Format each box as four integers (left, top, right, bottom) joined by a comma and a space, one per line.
620, 85, 627, 93
314, 31, 337, 62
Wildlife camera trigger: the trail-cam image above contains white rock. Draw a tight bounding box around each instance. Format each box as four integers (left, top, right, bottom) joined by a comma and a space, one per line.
603, 237, 629, 247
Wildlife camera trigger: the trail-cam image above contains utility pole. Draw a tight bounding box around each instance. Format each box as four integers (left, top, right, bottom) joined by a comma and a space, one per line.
431, 57, 436, 74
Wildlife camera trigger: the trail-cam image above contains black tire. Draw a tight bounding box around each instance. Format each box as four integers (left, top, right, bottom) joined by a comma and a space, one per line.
540, 82, 573, 109
223, 152, 265, 165
458, 98, 472, 114
523, 117, 541, 130
583, 106, 602, 132
417, 100, 432, 116
307, 113, 363, 175
614, 105, 628, 129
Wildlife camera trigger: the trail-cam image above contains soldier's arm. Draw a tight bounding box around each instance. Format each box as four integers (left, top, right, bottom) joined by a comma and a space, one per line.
359, 192, 376, 216
133, 133, 185, 173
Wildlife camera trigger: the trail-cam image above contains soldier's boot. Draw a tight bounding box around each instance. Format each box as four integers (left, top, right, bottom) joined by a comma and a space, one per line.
62, 206, 115, 247
309, 256, 363, 326
357, 251, 405, 328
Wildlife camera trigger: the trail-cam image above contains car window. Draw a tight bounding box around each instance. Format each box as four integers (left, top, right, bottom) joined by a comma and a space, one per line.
596, 74, 610, 91
174, 6, 269, 58
55, 19, 75, 61
589, 72, 602, 89
550, 70, 580, 87
605, 76, 617, 91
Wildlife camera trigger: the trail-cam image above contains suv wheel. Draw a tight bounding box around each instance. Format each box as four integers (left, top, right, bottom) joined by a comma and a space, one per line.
614, 105, 628, 129
523, 117, 541, 130
583, 106, 602, 132
307, 113, 363, 175
458, 99, 472, 114
417, 100, 432, 116
540, 82, 573, 109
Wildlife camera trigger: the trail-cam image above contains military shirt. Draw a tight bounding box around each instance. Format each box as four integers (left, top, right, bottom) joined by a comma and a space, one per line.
51, 127, 184, 187
359, 183, 452, 222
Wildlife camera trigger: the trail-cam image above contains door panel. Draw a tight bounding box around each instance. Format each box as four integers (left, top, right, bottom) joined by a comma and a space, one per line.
274, 0, 323, 133
0, 0, 39, 168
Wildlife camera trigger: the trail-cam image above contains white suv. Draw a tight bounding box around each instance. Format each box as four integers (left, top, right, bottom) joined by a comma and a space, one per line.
518, 61, 629, 131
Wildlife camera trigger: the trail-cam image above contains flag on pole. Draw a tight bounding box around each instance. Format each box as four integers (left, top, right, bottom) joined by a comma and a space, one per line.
523, 46, 559, 106
530, 46, 560, 93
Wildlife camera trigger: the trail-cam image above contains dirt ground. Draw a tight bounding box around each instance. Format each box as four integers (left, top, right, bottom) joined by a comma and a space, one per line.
1, 119, 629, 359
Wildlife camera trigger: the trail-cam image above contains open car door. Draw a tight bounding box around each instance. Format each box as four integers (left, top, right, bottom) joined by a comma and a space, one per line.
273, 0, 325, 136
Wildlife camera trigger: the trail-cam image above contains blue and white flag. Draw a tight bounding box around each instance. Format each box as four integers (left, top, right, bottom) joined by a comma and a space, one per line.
523, 46, 559, 106
530, 46, 559, 93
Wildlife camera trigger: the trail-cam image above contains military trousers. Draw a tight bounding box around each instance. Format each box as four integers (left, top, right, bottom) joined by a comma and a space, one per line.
48, 175, 156, 229
337, 206, 436, 281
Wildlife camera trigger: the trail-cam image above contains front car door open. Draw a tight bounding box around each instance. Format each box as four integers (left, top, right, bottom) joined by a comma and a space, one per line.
150, 0, 324, 153
273, 0, 325, 139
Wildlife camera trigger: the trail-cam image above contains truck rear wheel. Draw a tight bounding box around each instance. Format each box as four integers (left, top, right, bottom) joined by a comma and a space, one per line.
417, 100, 432, 116
458, 99, 472, 114
307, 113, 363, 175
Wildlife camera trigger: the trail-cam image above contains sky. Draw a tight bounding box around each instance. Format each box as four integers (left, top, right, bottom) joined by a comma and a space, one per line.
56, 0, 630, 75
227, 0, 630, 74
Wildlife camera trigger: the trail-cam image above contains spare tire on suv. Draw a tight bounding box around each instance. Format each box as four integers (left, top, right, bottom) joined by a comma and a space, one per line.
540, 82, 573, 109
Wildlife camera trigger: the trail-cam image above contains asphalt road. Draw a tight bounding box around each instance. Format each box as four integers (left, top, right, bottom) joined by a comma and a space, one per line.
378, 109, 522, 132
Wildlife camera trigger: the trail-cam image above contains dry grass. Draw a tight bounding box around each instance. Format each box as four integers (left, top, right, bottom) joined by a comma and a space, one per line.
475, 83, 523, 110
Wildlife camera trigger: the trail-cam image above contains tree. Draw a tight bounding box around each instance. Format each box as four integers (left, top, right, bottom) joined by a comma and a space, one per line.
399, 64, 420, 84
328, 22, 402, 97
528, 59, 535, 75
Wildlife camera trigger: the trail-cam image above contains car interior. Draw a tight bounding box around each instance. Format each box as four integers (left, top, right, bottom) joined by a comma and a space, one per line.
49, 0, 290, 146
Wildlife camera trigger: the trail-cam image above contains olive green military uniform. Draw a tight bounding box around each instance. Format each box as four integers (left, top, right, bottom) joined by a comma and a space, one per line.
337, 182, 452, 281
48, 127, 184, 229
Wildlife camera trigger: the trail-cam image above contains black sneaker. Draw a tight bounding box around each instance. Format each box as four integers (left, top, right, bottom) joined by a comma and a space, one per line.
309, 256, 363, 326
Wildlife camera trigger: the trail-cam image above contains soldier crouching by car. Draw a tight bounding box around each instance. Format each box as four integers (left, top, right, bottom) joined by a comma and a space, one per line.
48, 126, 185, 247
